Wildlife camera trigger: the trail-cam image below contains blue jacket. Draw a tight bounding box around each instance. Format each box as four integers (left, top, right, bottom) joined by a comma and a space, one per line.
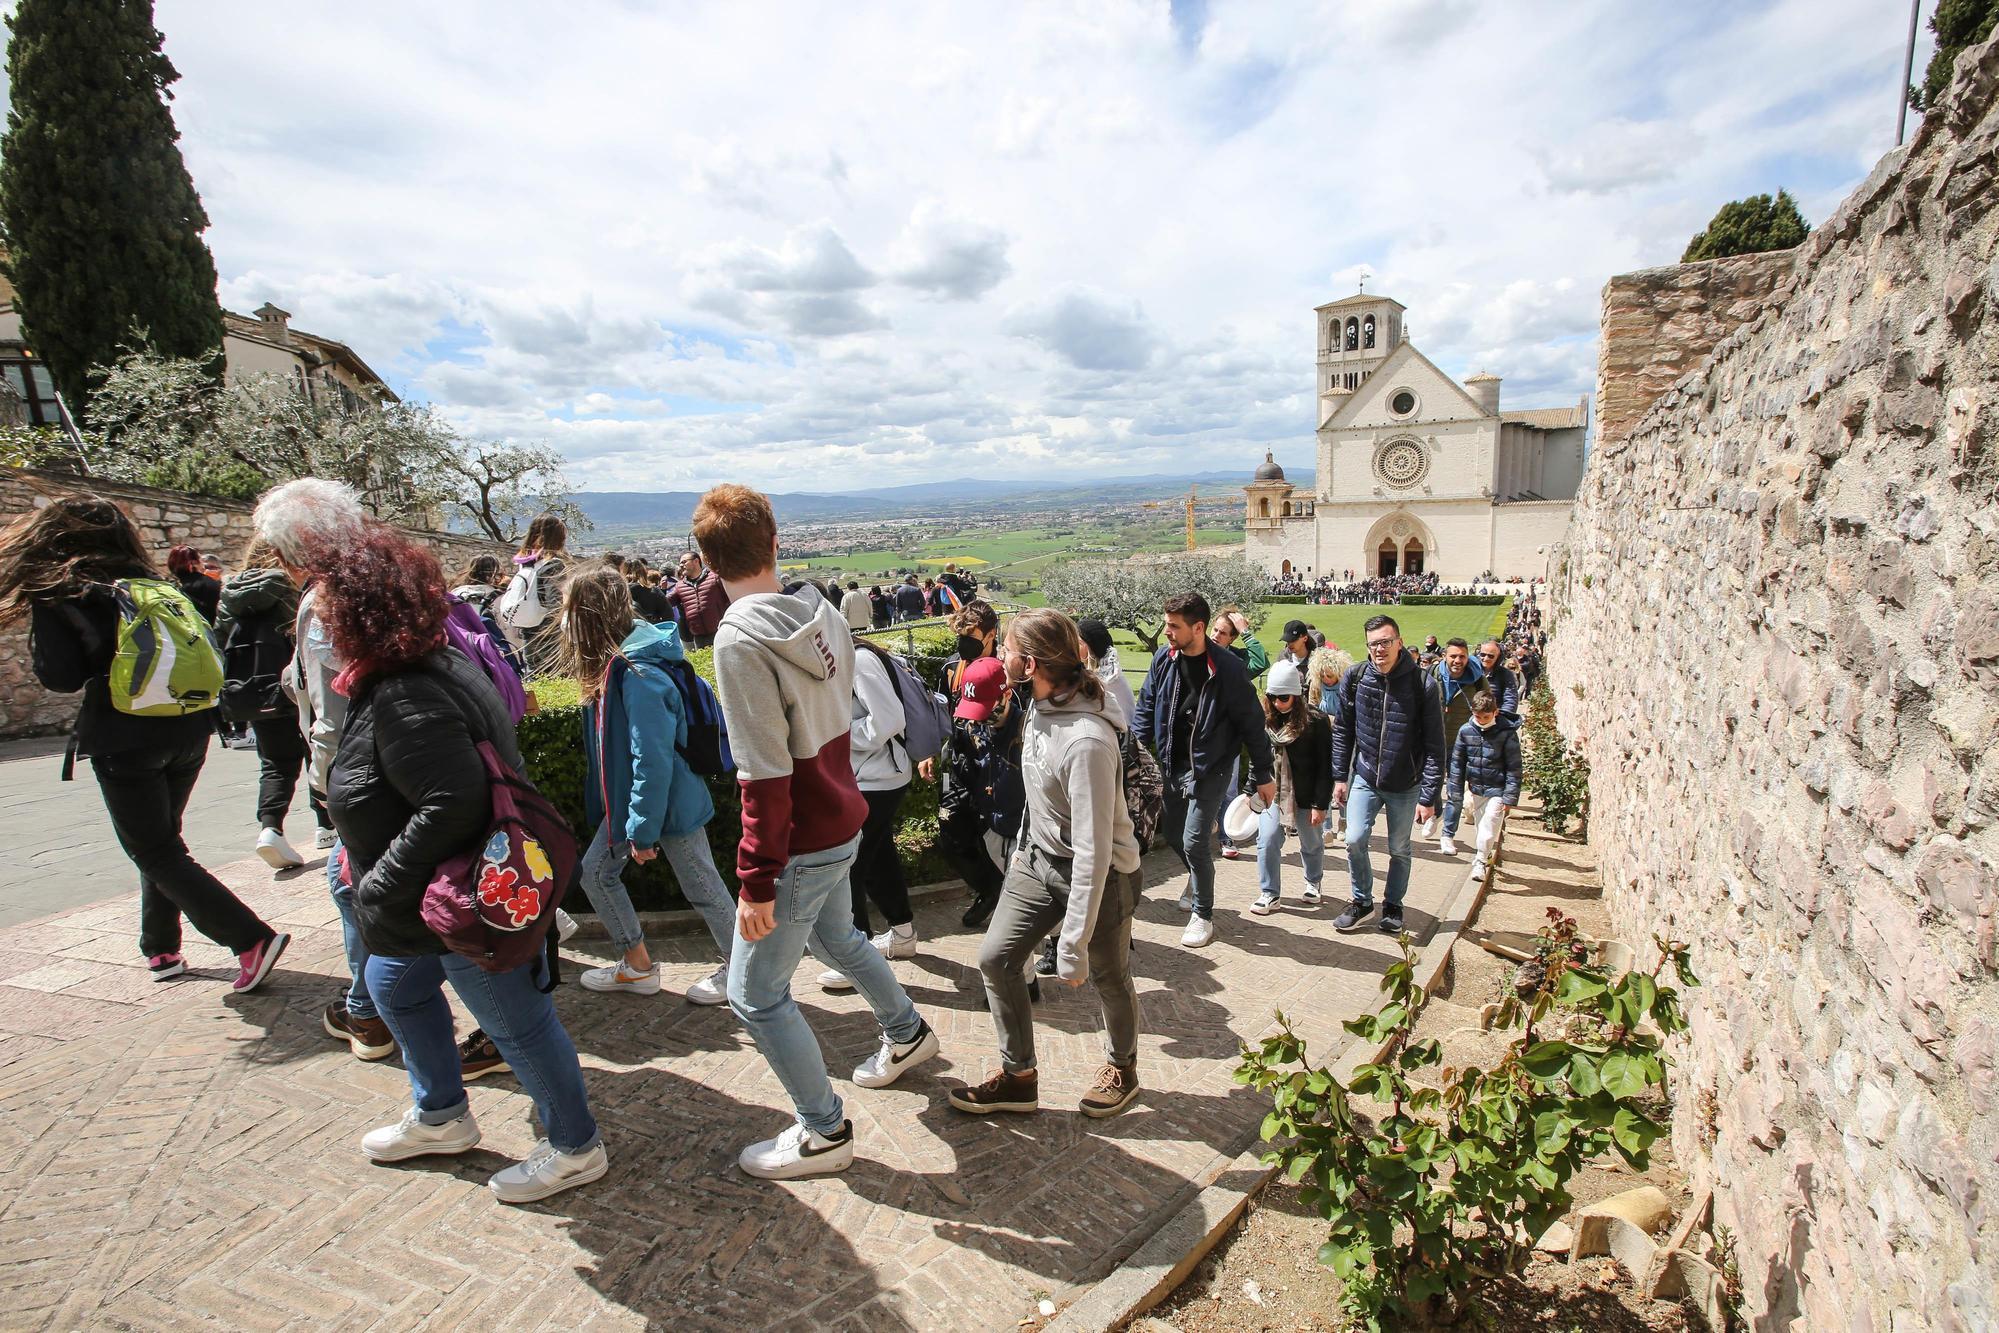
582, 620, 715, 847
1448, 718, 1522, 806
1483, 662, 1521, 716
1132, 641, 1274, 788
1330, 649, 1446, 806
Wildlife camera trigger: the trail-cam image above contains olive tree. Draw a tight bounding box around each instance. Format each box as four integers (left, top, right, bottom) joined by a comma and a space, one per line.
1041, 551, 1267, 653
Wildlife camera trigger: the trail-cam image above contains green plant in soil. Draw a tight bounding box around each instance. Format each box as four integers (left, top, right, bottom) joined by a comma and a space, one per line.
1521, 677, 1590, 838
1235, 912, 1697, 1330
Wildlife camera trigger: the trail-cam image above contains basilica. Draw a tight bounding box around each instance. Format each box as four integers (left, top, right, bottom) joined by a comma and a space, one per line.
1243, 292, 1586, 582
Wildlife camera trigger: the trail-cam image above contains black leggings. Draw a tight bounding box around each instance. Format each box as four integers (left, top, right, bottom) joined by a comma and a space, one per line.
251, 716, 330, 832
848, 784, 913, 936
93, 737, 274, 958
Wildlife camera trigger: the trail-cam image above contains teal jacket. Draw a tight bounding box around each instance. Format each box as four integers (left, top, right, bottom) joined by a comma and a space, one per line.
582, 620, 715, 847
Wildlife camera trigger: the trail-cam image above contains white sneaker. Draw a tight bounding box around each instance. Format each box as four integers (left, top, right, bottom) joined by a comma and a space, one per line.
580, 962, 661, 995
1420, 816, 1438, 840
685, 965, 729, 1006
853, 1020, 940, 1088
314, 828, 338, 849
362, 1107, 481, 1162
1176, 886, 1195, 913
738, 1120, 855, 1179
819, 968, 855, 991
1301, 886, 1322, 906
872, 923, 918, 959
1469, 857, 1488, 882
1439, 836, 1458, 856
1250, 893, 1279, 916
555, 908, 580, 943
488, 1139, 609, 1204
256, 827, 304, 870
1181, 914, 1215, 949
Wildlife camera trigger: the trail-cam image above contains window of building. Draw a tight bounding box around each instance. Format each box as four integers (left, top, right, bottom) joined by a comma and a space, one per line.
1363, 315, 1376, 348
0, 358, 67, 428
1390, 389, 1417, 416
1344, 317, 1359, 351
1258, 498, 1270, 518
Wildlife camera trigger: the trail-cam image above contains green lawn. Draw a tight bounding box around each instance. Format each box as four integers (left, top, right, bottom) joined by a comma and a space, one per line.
1104, 599, 1512, 686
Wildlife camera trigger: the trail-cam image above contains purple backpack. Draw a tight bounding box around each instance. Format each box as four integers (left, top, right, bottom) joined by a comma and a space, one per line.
444, 596, 527, 724
419, 739, 577, 971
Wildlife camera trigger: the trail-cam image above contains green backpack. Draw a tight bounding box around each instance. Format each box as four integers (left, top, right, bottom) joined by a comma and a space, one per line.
107, 578, 225, 716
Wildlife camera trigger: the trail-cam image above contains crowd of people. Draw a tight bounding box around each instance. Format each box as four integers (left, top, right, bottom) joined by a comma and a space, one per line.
1265, 570, 1550, 607
0, 479, 1544, 1204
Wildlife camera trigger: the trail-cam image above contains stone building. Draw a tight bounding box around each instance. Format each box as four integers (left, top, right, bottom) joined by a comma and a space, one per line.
1243, 293, 1587, 582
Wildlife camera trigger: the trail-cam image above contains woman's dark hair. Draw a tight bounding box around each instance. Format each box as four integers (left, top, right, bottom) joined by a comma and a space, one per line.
518, 514, 568, 558
0, 494, 156, 625
166, 544, 204, 578
1006, 608, 1103, 705
457, 553, 502, 587
312, 523, 449, 683
1076, 617, 1113, 662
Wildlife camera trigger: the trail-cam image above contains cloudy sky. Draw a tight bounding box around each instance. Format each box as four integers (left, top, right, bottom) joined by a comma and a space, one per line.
29, 0, 1934, 491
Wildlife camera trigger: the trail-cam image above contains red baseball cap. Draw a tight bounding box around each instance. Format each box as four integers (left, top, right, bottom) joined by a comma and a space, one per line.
955, 657, 1008, 722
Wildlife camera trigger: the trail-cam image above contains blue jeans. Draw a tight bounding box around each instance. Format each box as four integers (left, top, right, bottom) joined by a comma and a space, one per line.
725, 834, 924, 1138
578, 821, 736, 960
1164, 770, 1232, 919
1344, 775, 1418, 910
327, 839, 376, 1020
1442, 781, 1464, 839
366, 951, 600, 1154
1257, 806, 1324, 899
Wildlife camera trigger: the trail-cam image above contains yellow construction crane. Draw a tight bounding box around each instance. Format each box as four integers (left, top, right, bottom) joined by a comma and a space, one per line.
1142, 485, 1235, 551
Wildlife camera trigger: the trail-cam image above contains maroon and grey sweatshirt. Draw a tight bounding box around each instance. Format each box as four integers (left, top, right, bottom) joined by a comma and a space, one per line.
711, 584, 869, 902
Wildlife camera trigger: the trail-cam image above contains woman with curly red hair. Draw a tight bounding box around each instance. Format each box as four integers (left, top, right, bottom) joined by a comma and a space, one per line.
165, 543, 220, 624
315, 523, 606, 1205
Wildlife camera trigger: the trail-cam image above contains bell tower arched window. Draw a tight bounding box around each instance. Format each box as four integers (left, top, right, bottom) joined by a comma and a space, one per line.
1258, 498, 1270, 518
1344, 317, 1359, 351
1363, 315, 1376, 349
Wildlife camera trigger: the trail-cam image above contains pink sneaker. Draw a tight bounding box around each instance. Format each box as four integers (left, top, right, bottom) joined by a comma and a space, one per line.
147, 953, 186, 981
233, 932, 290, 993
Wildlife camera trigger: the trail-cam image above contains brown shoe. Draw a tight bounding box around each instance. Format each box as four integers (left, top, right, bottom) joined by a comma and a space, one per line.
322, 999, 396, 1061
947, 1067, 1039, 1115
1079, 1063, 1140, 1118
459, 1028, 511, 1082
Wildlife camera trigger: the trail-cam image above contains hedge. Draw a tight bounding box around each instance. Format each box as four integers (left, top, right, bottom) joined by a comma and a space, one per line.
517, 623, 963, 913
1396, 594, 1508, 606
1263, 594, 1309, 604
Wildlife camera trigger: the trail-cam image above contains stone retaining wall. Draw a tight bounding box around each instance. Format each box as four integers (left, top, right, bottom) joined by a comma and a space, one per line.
1549, 35, 1999, 1331
0, 469, 502, 737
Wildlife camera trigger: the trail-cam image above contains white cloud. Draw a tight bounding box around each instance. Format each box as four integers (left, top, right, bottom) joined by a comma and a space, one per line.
38, 0, 1921, 491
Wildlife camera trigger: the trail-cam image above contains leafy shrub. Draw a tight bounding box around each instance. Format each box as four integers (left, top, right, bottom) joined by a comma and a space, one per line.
1396, 594, 1507, 606
518, 634, 955, 912
1521, 677, 1590, 837
1264, 594, 1309, 604
1237, 916, 1697, 1330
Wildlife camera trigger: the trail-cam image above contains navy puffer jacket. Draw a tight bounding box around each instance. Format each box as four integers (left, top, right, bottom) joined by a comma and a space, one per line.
1448, 719, 1522, 806
1329, 649, 1445, 806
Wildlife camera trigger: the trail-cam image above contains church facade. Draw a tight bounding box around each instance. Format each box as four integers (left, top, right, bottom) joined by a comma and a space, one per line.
1243, 293, 1586, 582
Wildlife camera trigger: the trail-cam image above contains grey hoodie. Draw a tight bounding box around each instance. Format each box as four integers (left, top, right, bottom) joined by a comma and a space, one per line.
713, 584, 869, 901
1020, 688, 1142, 983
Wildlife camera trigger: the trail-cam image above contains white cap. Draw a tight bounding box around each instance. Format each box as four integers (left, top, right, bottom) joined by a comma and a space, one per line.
1265, 659, 1305, 697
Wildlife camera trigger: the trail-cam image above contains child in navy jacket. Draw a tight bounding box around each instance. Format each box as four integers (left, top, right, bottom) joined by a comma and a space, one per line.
1445, 689, 1522, 881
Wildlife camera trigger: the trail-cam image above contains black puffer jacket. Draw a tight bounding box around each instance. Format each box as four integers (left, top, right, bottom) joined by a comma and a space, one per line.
1330, 649, 1446, 807
328, 648, 523, 958
1270, 707, 1333, 813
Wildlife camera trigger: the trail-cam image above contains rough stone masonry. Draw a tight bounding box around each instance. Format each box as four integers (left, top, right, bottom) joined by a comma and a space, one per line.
1550, 34, 1999, 1333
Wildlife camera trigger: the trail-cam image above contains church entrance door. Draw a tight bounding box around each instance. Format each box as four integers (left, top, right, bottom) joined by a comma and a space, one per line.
1404, 540, 1425, 575
1377, 541, 1399, 578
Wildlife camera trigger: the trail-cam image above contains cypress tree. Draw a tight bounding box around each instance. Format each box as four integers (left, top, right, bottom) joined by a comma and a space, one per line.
0, 0, 225, 416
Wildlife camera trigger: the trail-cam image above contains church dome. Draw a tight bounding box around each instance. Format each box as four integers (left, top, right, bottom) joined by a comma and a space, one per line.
1253, 452, 1285, 482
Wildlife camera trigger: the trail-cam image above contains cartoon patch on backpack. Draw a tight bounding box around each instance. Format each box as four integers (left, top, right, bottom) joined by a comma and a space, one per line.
474, 830, 554, 930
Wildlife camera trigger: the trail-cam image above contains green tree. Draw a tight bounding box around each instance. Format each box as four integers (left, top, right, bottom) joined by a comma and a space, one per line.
0, 0, 225, 415
1681, 190, 1810, 263
1910, 0, 1999, 114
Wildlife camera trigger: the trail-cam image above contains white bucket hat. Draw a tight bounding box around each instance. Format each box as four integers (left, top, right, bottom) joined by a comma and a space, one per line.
1223, 791, 1266, 842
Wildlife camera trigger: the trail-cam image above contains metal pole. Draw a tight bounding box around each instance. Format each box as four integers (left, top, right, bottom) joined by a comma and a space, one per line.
1896, 0, 1920, 146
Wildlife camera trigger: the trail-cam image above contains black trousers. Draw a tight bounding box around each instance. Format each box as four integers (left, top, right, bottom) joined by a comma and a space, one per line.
251, 716, 330, 832
849, 784, 914, 936
92, 737, 273, 958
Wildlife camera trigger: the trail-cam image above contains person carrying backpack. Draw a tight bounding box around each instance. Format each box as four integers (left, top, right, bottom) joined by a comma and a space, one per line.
215, 537, 333, 871
558, 567, 735, 1006
0, 496, 289, 992
317, 522, 606, 1205
817, 634, 919, 990
494, 514, 570, 677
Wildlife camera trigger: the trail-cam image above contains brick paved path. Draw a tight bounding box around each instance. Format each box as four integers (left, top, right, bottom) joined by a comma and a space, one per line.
0, 831, 1471, 1330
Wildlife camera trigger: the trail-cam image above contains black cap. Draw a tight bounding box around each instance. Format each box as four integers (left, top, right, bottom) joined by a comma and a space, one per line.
1077, 617, 1113, 659
1283, 619, 1310, 643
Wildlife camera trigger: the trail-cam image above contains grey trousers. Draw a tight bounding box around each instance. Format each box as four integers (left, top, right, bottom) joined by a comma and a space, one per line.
977, 843, 1144, 1075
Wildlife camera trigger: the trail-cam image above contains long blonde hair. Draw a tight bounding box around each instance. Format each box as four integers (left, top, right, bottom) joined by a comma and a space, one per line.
559, 566, 635, 701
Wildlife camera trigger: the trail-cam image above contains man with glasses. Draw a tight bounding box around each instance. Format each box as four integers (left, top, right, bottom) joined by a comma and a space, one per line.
1329, 614, 1445, 936
1475, 639, 1520, 719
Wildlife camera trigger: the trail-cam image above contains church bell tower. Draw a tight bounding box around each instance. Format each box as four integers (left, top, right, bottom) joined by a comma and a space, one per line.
1315, 293, 1406, 424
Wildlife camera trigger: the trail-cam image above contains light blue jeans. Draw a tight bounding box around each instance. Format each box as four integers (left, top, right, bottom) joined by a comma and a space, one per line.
1344, 775, 1419, 910
367, 951, 599, 1154
327, 838, 376, 1020
580, 821, 736, 960
725, 834, 924, 1138
1256, 805, 1324, 899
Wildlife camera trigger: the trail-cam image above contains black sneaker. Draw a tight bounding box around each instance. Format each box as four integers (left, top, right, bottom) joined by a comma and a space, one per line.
1036, 938, 1058, 976
1379, 910, 1406, 936
961, 888, 998, 930
1333, 901, 1375, 933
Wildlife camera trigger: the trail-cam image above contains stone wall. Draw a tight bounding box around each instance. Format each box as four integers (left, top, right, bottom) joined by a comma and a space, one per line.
1595, 247, 1800, 449
1548, 35, 1999, 1331
0, 469, 504, 737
